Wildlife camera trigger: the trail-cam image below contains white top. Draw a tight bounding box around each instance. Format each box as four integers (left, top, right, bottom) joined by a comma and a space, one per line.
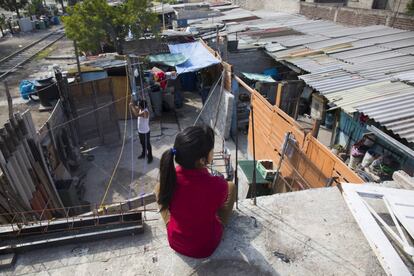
137, 108, 150, 134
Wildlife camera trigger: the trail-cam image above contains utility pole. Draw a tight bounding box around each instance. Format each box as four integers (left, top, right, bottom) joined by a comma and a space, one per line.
162, 0, 166, 30
73, 40, 82, 82
4, 81, 13, 119
251, 104, 257, 206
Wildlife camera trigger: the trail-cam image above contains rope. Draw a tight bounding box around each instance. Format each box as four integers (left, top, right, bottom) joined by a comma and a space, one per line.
99, 67, 130, 207
128, 102, 134, 203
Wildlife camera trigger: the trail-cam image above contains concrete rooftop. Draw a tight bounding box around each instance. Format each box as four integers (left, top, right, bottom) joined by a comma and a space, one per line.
3, 187, 384, 275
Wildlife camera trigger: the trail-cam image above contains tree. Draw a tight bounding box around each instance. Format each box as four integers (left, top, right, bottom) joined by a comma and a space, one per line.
0, 0, 29, 18
0, 14, 5, 36
27, 0, 47, 17
63, 0, 158, 53
407, 0, 414, 15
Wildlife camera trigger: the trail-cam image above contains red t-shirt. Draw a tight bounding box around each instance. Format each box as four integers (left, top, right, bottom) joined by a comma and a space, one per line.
167, 165, 228, 258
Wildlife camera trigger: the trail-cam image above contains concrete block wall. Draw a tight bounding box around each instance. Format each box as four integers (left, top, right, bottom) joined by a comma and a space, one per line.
300, 2, 414, 30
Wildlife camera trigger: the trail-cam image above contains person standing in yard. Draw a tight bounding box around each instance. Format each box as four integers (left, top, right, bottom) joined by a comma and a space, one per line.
130, 99, 153, 164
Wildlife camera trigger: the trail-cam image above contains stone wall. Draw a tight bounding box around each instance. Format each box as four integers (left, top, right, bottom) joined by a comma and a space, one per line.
300, 2, 414, 30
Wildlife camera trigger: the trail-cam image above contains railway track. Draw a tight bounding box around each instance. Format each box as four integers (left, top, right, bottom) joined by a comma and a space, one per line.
0, 28, 66, 80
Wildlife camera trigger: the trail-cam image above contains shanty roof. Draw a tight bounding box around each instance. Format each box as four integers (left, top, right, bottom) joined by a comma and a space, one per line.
325, 81, 414, 142
189, 7, 414, 143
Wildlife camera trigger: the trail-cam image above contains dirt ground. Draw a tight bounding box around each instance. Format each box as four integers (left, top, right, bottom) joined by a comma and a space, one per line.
0, 36, 76, 128
0, 26, 60, 59
79, 92, 249, 206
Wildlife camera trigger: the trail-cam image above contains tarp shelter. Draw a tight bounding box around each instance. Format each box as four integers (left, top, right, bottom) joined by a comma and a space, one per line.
168, 42, 220, 74
241, 72, 276, 83
148, 53, 188, 67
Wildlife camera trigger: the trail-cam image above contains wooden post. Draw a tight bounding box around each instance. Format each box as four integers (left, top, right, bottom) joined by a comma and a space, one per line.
73, 40, 82, 82
311, 119, 321, 138
275, 82, 283, 108
223, 36, 228, 62
4, 81, 12, 119
216, 25, 219, 52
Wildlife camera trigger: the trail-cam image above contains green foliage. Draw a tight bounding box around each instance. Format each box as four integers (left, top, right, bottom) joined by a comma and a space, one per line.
62, 0, 158, 53
27, 0, 47, 16
0, 0, 28, 18
0, 14, 5, 36
407, 0, 414, 15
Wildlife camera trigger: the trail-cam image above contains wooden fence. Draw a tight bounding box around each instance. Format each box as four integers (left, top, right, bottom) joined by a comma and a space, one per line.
68, 78, 120, 147
238, 77, 363, 189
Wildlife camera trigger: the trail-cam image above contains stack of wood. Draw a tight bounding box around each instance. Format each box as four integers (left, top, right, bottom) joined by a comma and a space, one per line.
0, 111, 65, 224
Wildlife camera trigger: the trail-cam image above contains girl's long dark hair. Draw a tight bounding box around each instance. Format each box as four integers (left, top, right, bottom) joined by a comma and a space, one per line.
158, 125, 215, 210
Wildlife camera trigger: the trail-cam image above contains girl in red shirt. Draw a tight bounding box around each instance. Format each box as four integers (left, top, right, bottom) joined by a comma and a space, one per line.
157, 125, 236, 258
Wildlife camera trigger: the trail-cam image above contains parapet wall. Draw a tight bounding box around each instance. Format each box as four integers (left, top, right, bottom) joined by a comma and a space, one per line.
231, 0, 301, 14
300, 2, 414, 31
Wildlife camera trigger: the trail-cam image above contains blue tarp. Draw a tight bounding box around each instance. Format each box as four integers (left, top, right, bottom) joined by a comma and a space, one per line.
168, 42, 220, 74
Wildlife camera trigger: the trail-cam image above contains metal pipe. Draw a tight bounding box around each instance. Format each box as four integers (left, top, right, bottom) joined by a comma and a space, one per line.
251, 104, 257, 205
272, 132, 291, 192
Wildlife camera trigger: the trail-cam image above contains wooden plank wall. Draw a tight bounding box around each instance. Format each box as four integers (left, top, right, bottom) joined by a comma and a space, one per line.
69, 78, 121, 147
111, 76, 132, 120
241, 77, 363, 188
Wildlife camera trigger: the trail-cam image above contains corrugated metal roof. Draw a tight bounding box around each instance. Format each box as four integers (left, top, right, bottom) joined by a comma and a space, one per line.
349, 27, 406, 39
330, 46, 391, 61
284, 55, 344, 73
344, 51, 406, 64
395, 46, 414, 55
356, 32, 414, 46
392, 70, 414, 84
306, 37, 358, 50
189, 7, 414, 143
355, 84, 414, 143
378, 37, 414, 50
299, 69, 378, 94
325, 81, 413, 113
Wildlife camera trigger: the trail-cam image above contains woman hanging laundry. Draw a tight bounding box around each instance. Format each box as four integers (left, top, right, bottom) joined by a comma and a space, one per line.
156, 125, 236, 258
129, 100, 153, 164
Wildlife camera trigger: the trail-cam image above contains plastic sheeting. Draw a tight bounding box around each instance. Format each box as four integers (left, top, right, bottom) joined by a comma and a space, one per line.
168, 42, 220, 74
241, 72, 276, 83
148, 53, 188, 67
